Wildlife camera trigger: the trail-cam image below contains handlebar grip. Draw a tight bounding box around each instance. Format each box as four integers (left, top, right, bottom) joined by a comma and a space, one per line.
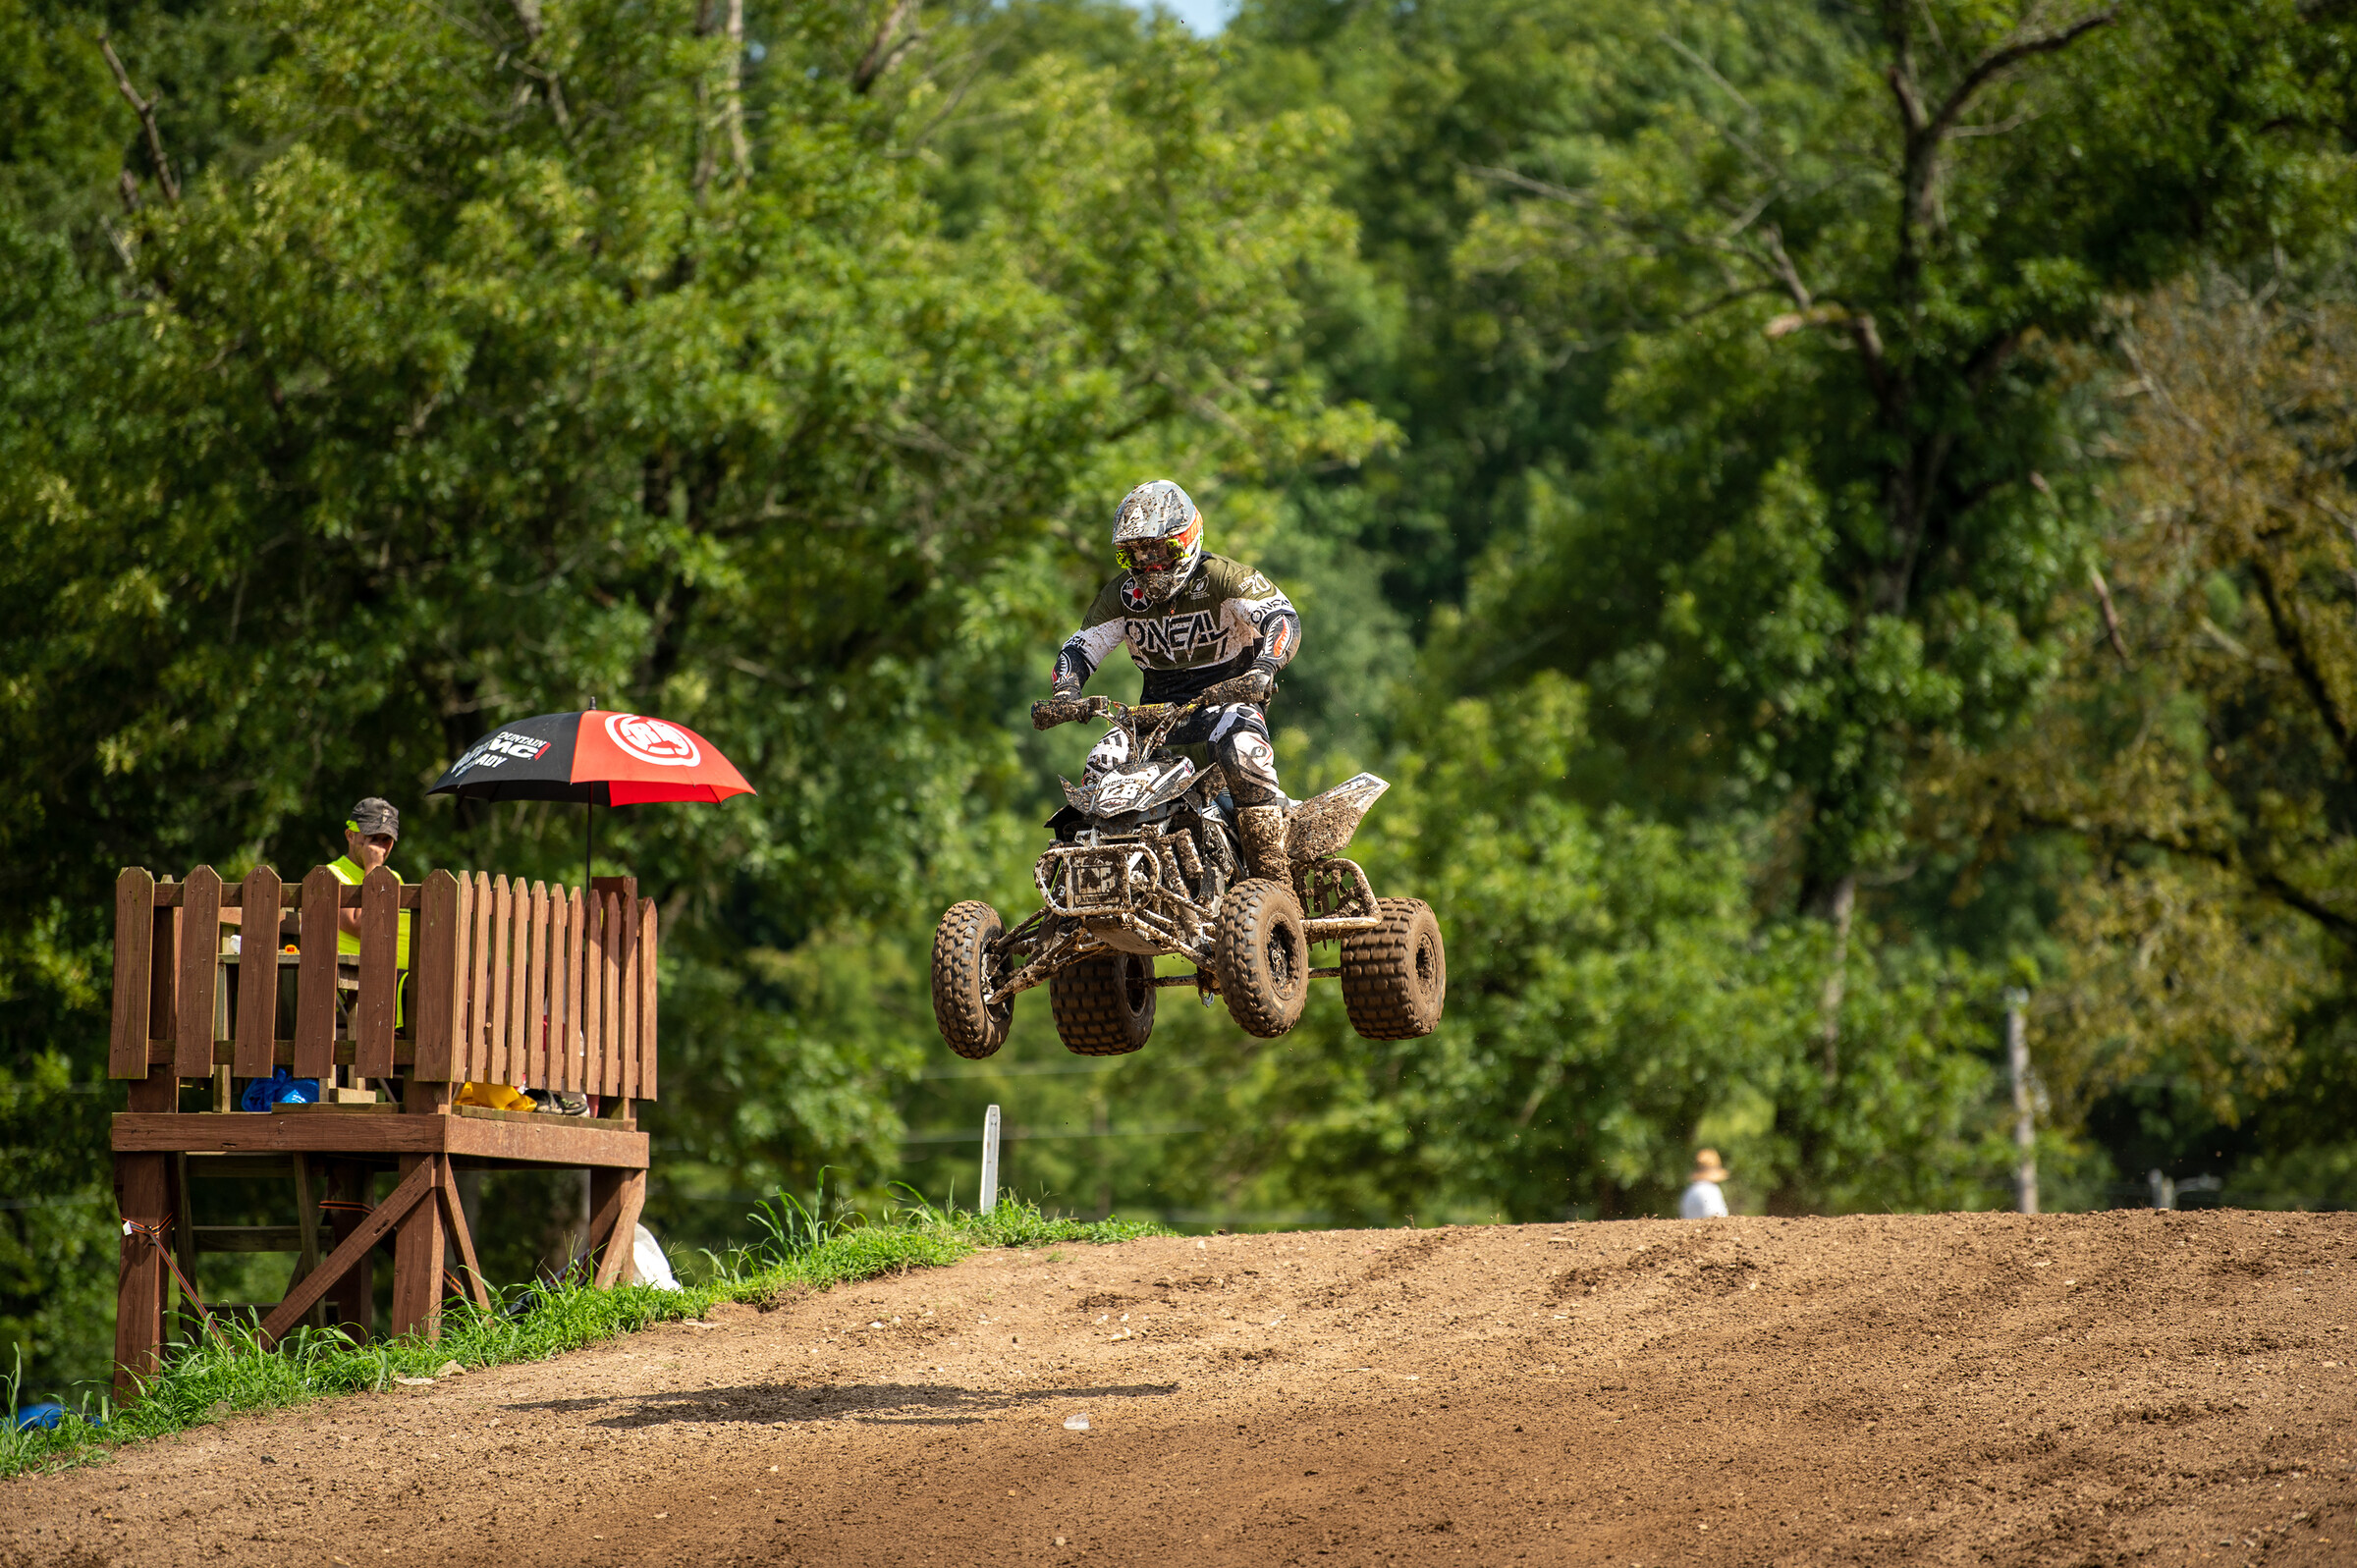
1032, 696, 1088, 730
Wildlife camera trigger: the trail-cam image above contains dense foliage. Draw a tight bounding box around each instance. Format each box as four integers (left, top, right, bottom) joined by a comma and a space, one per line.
5, 0, 2354, 1398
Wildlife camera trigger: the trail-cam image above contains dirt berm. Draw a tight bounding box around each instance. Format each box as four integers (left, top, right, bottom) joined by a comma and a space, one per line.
6, 1211, 2353, 1566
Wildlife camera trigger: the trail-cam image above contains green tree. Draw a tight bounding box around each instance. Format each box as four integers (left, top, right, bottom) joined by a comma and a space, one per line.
0, 0, 1378, 1389
1428, 0, 2350, 1069
1953, 274, 2357, 1195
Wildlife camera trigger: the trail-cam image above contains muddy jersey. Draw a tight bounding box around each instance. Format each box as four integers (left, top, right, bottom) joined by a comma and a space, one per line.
1053, 553, 1303, 704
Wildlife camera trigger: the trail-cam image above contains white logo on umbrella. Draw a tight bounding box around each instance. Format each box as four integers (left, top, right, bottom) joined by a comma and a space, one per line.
604, 713, 702, 768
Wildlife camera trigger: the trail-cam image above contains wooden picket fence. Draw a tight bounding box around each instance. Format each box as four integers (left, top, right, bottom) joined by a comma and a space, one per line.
108, 865, 659, 1101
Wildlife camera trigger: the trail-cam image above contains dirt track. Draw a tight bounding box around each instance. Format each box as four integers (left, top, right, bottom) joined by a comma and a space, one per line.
6, 1210, 2354, 1567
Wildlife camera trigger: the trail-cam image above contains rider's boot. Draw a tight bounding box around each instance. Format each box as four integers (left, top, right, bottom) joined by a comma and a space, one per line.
1236, 804, 1289, 885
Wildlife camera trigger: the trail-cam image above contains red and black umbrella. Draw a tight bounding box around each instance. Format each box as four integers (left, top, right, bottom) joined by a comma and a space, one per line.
428, 710, 753, 878
429, 710, 752, 805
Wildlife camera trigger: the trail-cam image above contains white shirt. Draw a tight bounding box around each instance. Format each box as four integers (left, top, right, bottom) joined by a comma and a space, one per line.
1679, 1179, 1728, 1219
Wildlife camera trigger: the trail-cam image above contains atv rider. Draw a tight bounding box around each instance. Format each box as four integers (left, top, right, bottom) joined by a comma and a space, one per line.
1033, 479, 1302, 883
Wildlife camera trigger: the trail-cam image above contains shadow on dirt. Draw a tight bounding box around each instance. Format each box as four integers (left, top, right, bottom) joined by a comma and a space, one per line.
501, 1381, 1179, 1430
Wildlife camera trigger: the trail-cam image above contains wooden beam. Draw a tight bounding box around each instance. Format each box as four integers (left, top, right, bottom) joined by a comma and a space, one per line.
176, 867, 221, 1082
635, 896, 659, 1101
256, 1155, 438, 1347
487, 875, 514, 1089
356, 867, 401, 1078
192, 1225, 306, 1253
591, 1168, 646, 1289
151, 1035, 416, 1069
324, 1162, 373, 1340
438, 1162, 491, 1311
111, 1110, 650, 1165
233, 866, 282, 1079
112, 1153, 170, 1402
599, 892, 623, 1098
556, 886, 582, 1094
111, 868, 156, 1079
293, 1154, 326, 1331
388, 1156, 447, 1340
171, 1154, 195, 1334
466, 871, 494, 1087
154, 882, 421, 909
412, 869, 462, 1084
525, 881, 551, 1090
294, 867, 341, 1082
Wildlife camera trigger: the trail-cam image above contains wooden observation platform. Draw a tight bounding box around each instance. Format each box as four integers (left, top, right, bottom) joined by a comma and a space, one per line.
107, 863, 661, 1400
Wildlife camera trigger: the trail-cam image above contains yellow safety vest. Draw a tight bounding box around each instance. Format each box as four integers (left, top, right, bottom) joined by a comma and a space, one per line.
328, 856, 411, 970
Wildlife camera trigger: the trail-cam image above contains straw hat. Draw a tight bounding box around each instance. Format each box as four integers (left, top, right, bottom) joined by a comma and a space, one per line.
1689, 1147, 1730, 1183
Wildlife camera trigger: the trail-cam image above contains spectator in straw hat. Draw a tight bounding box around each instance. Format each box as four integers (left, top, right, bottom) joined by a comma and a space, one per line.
1679, 1148, 1731, 1218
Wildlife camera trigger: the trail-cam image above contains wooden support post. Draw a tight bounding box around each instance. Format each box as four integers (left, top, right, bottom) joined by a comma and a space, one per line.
292, 1155, 325, 1330
113, 1153, 171, 1402
170, 1153, 195, 1339
324, 1162, 374, 1340
125, 1071, 175, 1112
587, 1166, 645, 1288
259, 1157, 438, 1347
388, 1155, 448, 1340
438, 1163, 491, 1311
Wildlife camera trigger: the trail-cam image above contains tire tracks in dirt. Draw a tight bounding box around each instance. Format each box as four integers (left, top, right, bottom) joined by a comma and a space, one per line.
6, 1210, 2353, 1566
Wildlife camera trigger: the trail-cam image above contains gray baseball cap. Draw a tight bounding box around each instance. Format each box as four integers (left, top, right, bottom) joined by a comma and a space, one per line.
347, 797, 401, 839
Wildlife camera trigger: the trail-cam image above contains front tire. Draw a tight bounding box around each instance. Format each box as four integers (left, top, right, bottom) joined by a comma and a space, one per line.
931, 901, 1013, 1059
1216, 878, 1310, 1038
1340, 897, 1446, 1040
1050, 952, 1157, 1055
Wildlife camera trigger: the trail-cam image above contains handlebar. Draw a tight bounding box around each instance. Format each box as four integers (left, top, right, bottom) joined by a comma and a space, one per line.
1029, 672, 1275, 732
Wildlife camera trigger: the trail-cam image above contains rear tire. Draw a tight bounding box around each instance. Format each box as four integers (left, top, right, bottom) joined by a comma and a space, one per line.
931, 900, 1013, 1059
1050, 952, 1157, 1055
1340, 897, 1446, 1040
1216, 878, 1310, 1038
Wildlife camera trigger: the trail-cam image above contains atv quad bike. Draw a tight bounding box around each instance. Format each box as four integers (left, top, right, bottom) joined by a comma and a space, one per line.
930, 676, 1446, 1058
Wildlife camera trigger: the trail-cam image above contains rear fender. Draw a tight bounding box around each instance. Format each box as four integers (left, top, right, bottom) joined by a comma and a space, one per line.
1285, 773, 1389, 865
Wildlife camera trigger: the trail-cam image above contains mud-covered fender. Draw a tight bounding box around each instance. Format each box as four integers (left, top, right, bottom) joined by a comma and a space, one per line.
1285, 773, 1388, 865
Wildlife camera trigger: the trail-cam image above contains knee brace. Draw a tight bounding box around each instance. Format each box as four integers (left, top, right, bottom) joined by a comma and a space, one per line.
1209, 705, 1284, 807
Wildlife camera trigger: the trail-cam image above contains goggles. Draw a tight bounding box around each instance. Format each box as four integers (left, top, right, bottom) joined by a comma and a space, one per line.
1115, 517, 1200, 573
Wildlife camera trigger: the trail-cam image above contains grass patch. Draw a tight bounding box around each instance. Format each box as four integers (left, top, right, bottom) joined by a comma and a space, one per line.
3, 1192, 1165, 1480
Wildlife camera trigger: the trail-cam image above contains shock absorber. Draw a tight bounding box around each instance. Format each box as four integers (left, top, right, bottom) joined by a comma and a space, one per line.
1170, 830, 1205, 888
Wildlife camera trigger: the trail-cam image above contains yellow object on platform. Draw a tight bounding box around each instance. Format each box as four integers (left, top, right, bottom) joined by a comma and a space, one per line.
455, 1081, 535, 1111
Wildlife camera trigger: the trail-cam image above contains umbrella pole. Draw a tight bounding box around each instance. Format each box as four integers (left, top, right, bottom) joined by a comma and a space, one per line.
584, 802, 594, 891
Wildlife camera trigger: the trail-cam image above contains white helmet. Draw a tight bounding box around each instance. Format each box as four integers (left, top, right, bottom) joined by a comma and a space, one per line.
1110, 479, 1203, 607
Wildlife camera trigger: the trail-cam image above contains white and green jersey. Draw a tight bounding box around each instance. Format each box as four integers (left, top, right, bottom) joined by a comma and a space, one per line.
1053, 553, 1303, 704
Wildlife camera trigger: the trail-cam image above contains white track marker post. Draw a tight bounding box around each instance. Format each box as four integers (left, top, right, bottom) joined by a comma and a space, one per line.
980, 1104, 1002, 1217
2005, 988, 2038, 1216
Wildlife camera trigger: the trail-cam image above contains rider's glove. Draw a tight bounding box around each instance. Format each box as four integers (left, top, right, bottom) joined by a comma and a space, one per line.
1033, 693, 1087, 730
1234, 662, 1280, 704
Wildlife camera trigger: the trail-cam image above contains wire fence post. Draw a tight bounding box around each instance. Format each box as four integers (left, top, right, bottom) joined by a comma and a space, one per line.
979, 1103, 1001, 1216
2005, 988, 2038, 1216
